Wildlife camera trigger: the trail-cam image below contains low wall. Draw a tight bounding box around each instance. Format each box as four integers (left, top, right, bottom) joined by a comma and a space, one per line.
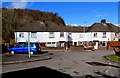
70, 47, 84, 50
41, 46, 113, 50
41, 47, 65, 50
99, 46, 113, 50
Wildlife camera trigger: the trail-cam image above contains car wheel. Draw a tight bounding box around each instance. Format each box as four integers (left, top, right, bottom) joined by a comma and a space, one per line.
11, 50, 15, 54
30, 51, 34, 55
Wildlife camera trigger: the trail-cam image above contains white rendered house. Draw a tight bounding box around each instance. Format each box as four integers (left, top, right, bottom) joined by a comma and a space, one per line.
15, 20, 120, 49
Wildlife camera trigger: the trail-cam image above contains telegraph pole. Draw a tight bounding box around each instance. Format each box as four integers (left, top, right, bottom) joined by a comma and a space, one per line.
83, 22, 86, 44
28, 32, 30, 58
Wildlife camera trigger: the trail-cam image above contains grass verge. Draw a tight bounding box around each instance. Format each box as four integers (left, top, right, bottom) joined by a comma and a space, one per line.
107, 55, 120, 62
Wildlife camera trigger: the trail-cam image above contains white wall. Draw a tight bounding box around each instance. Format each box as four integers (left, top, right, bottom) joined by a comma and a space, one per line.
15, 32, 112, 44
15, 32, 67, 43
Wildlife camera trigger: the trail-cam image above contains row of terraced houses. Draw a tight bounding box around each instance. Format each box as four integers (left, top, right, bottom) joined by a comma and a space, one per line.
15, 19, 120, 49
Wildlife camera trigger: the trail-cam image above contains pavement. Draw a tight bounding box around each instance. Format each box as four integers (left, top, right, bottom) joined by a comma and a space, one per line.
2, 52, 53, 65
2, 49, 120, 77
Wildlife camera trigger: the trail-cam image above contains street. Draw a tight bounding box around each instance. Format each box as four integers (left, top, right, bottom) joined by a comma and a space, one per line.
2, 50, 120, 77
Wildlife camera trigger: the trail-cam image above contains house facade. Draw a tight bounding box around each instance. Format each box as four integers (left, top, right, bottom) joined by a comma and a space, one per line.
15, 31, 119, 49
15, 19, 120, 49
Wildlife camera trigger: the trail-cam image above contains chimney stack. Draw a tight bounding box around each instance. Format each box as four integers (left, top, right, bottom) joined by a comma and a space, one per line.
101, 19, 106, 24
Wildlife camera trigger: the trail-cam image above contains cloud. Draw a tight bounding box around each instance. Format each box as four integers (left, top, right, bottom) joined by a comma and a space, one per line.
6, 0, 28, 9
11, 2, 27, 8
11, 0, 27, 9
71, 24, 79, 26
114, 24, 120, 27
96, 14, 107, 18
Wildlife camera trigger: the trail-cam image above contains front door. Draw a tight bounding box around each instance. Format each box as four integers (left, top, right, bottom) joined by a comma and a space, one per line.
94, 42, 99, 49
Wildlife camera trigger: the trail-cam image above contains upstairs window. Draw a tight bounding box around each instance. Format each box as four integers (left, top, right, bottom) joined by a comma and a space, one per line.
68, 32, 72, 38
94, 32, 97, 38
31, 32, 37, 38
115, 32, 119, 37
19, 32, 24, 38
49, 32, 55, 38
68, 32, 72, 36
102, 32, 106, 38
60, 32, 64, 37
79, 33, 83, 38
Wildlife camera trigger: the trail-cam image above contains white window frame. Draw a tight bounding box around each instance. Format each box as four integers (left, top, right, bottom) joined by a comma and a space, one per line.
79, 33, 83, 38
94, 32, 97, 38
49, 32, 55, 38
79, 42, 83, 45
60, 32, 64, 37
31, 32, 37, 38
46, 42, 56, 47
19, 32, 24, 38
115, 32, 119, 37
100, 41, 106, 47
102, 32, 106, 38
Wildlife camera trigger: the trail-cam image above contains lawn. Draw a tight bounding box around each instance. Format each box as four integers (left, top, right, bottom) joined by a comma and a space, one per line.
107, 55, 120, 62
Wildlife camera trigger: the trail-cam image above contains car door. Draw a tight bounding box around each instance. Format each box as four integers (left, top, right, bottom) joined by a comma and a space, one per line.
15, 44, 24, 52
23, 44, 29, 53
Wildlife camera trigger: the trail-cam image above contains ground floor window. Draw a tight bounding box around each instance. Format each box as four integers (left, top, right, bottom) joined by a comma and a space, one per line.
100, 41, 106, 47
46, 42, 56, 47
60, 42, 64, 47
74, 42, 77, 46
40, 43, 46, 47
88, 41, 92, 46
79, 42, 83, 45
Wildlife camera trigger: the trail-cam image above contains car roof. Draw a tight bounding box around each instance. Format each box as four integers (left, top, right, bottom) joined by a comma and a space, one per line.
19, 43, 39, 44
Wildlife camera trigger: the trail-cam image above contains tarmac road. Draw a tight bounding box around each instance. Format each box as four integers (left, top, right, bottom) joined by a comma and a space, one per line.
2, 50, 120, 77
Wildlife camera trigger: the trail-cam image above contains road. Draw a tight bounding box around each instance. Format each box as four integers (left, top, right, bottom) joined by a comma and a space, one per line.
2, 50, 120, 77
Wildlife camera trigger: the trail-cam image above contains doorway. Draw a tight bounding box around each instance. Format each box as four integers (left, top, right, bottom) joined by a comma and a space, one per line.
94, 41, 99, 49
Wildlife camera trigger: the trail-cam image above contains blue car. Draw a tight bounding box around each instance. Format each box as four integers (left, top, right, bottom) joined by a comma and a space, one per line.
8, 43, 41, 55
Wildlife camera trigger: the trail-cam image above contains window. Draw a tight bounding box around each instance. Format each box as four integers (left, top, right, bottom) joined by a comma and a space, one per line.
115, 32, 119, 37
31, 32, 37, 38
74, 42, 77, 46
79, 34, 83, 38
16, 44, 23, 48
60, 32, 64, 37
47, 42, 51, 44
49, 32, 55, 38
79, 42, 83, 45
88, 41, 92, 46
102, 32, 106, 38
19, 32, 24, 38
46, 42, 56, 47
60, 42, 64, 47
94, 32, 97, 37
100, 41, 106, 47
68, 32, 72, 36
24, 44, 34, 47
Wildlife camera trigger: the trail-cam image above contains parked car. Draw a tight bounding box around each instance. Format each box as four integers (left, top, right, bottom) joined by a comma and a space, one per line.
8, 43, 41, 55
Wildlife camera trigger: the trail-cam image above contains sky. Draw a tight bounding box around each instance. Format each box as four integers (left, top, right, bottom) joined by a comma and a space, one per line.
1, 0, 120, 2
2, 2, 119, 26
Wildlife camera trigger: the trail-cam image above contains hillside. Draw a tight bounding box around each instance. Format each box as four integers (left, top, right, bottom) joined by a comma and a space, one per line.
2, 8, 65, 43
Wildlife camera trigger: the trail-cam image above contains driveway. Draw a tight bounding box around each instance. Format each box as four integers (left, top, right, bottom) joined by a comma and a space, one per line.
2, 50, 120, 77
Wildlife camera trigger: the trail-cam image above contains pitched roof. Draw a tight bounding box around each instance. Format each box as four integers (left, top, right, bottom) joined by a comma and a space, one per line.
16, 21, 46, 32
16, 21, 120, 32
87, 23, 120, 32
16, 21, 84, 32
